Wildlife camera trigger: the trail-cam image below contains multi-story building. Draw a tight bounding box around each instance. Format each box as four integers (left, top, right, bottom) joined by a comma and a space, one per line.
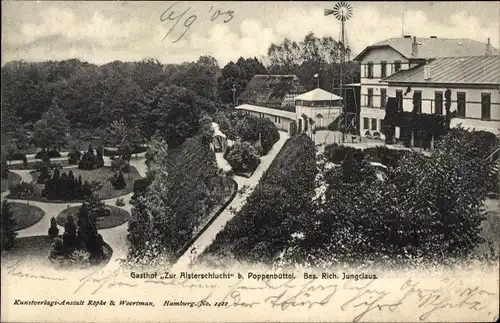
353, 36, 499, 138
383, 55, 500, 137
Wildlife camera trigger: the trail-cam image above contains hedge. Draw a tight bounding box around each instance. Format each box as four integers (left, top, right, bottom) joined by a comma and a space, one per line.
35, 151, 61, 159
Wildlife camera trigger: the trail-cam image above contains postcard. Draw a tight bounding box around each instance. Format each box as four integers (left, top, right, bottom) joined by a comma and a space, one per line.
1, 1, 499, 322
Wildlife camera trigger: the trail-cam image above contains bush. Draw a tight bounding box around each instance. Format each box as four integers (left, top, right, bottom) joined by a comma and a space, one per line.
132, 178, 151, 199
8, 182, 38, 200
224, 141, 260, 174
373, 131, 381, 139
289, 120, 298, 136
111, 157, 130, 173
364, 131, 372, 138
78, 145, 104, 170
228, 113, 280, 155
22, 156, 28, 168
364, 147, 408, 168
115, 198, 125, 207
41, 169, 92, 201
110, 171, 126, 189
68, 149, 82, 165
35, 150, 61, 159
48, 216, 60, 238
7, 153, 27, 161
324, 144, 363, 164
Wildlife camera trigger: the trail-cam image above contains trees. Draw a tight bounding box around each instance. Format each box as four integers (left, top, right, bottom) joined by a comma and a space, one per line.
33, 98, 70, 151
281, 128, 493, 268
1, 201, 17, 251
265, 32, 359, 92
218, 57, 267, 103
224, 141, 260, 174
136, 85, 207, 146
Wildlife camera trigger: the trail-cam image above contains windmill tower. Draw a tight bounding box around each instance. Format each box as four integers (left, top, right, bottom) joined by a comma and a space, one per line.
325, 1, 357, 142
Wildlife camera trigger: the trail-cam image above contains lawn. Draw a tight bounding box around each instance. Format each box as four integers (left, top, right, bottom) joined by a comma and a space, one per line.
56, 205, 130, 229
9, 160, 72, 170
1, 172, 22, 193
10, 203, 46, 231
28, 166, 141, 202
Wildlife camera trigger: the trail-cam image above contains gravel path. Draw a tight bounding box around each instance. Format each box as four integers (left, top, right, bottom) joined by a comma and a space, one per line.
171, 131, 290, 271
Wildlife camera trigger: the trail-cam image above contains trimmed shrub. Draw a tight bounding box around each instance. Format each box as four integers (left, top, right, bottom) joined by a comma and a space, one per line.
68, 149, 82, 165
78, 145, 104, 170
111, 171, 126, 189
8, 182, 38, 200
364, 130, 372, 138
48, 216, 60, 238
373, 131, 381, 139
115, 198, 125, 207
35, 150, 61, 159
224, 141, 260, 174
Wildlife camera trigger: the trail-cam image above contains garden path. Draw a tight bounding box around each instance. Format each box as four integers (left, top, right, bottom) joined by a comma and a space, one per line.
2, 151, 148, 269
171, 131, 290, 271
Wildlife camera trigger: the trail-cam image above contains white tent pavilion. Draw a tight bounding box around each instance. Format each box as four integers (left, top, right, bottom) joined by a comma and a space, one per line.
294, 88, 342, 107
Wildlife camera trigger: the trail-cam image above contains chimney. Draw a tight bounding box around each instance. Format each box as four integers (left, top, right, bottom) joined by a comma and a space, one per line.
486, 38, 491, 55
412, 36, 418, 56
404, 34, 412, 39
424, 62, 431, 80
430, 36, 437, 39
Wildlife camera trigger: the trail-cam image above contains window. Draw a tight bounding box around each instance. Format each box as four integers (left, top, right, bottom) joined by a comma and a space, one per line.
457, 92, 466, 117
394, 61, 401, 72
413, 91, 422, 113
396, 90, 403, 111
381, 61, 387, 78
434, 91, 443, 115
380, 88, 387, 109
367, 88, 374, 107
363, 117, 369, 129
481, 93, 491, 120
371, 118, 377, 130
379, 119, 384, 132
367, 62, 373, 78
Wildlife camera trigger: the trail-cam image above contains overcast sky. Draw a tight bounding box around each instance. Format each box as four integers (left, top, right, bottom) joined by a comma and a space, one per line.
2, 1, 499, 66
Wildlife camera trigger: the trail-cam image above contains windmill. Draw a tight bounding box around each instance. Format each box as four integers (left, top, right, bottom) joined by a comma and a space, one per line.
325, 1, 356, 142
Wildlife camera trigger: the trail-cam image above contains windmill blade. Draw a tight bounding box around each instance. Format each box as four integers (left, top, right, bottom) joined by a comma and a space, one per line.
324, 9, 335, 16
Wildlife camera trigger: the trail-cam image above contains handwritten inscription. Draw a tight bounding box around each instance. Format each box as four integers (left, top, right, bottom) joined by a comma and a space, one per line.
4, 260, 497, 322
160, 2, 235, 43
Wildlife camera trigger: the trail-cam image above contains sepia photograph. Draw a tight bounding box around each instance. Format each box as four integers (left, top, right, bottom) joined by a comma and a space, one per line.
1, 1, 499, 322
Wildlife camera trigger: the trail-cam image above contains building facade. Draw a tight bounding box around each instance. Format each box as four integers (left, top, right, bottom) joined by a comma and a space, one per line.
354, 36, 499, 139
383, 55, 500, 137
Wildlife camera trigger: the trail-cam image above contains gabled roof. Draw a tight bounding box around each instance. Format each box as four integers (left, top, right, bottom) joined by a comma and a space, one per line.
294, 88, 342, 101
383, 55, 500, 85
235, 104, 296, 119
354, 37, 499, 61
237, 74, 306, 105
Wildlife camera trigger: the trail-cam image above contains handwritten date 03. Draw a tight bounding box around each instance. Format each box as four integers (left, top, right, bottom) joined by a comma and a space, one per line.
160, 2, 235, 43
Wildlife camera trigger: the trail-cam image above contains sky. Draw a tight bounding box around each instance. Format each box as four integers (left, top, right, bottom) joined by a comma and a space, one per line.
2, 1, 499, 66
